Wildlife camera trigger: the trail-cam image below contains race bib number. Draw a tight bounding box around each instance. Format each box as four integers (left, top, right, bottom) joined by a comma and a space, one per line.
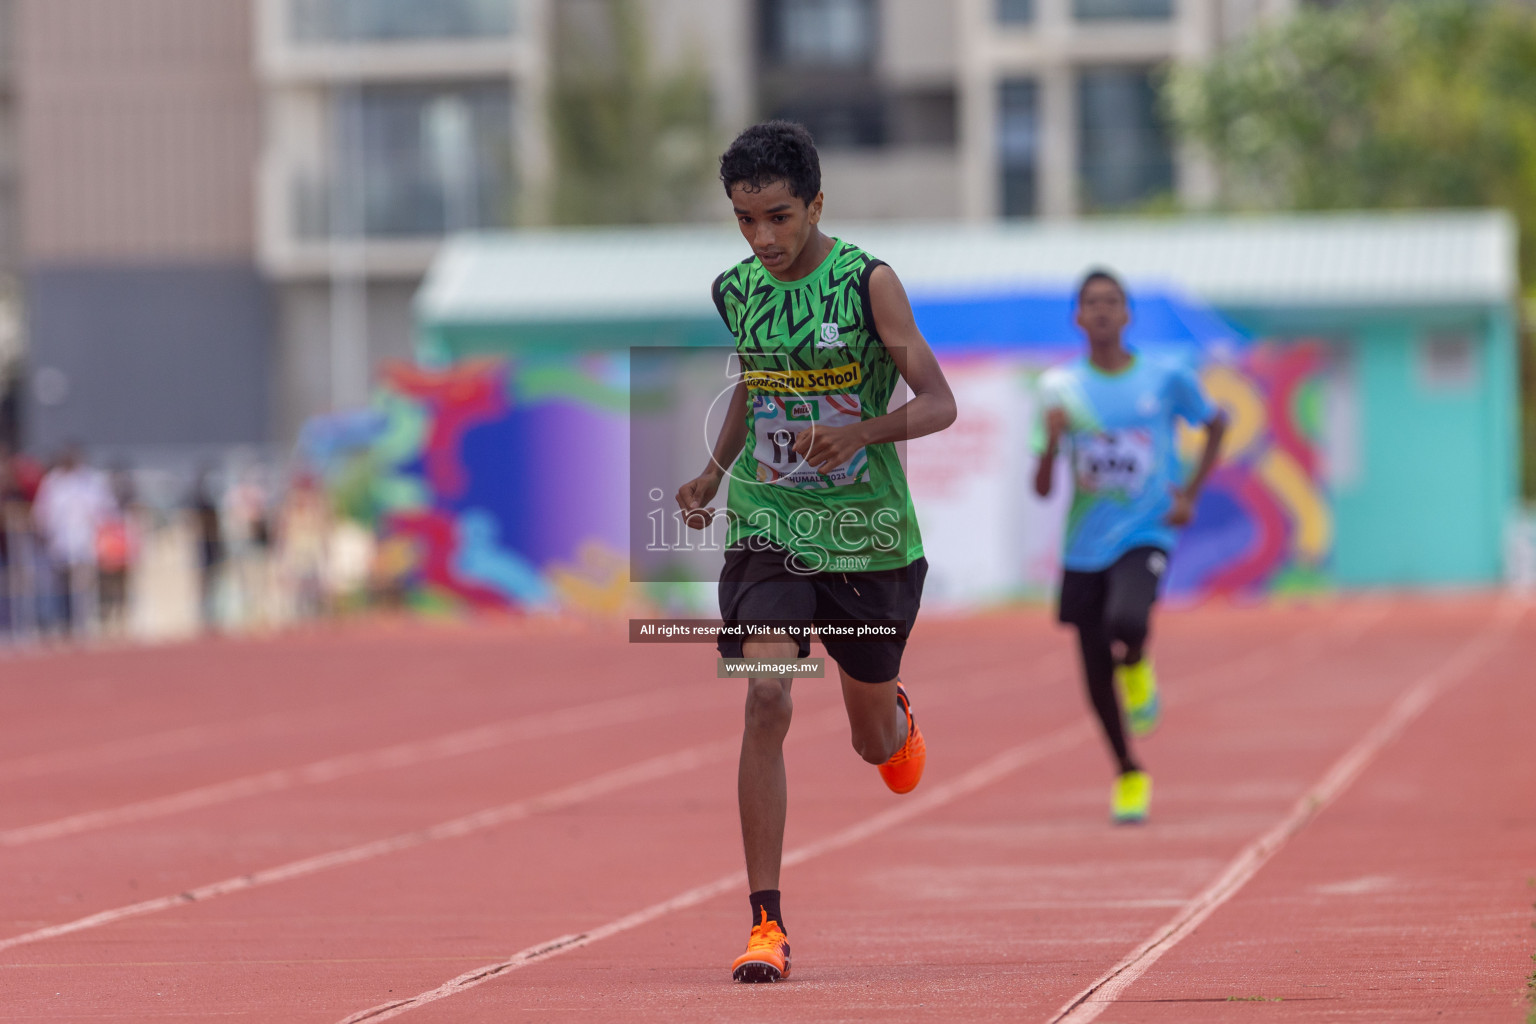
751, 393, 866, 488
1073, 429, 1153, 496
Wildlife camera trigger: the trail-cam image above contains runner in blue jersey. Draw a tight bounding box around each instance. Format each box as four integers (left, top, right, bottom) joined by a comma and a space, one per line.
1034, 269, 1228, 823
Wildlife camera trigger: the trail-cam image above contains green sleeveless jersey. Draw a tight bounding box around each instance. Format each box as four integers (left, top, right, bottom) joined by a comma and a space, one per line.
710, 238, 923, 572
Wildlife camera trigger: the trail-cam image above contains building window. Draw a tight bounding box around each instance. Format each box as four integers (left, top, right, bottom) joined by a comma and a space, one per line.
298, 83, 514, 239
768, 89, 955, 152
1073, 0, 1172, 20
771, 97, 885, 149
760, 0, 876, 69
999, 79, 1039, 217
290, 0, 514, 43
997, 0, 1034, 24
1077, 67, 1173, 210
758, 0, 881, 149
1418, 333, 1479, 392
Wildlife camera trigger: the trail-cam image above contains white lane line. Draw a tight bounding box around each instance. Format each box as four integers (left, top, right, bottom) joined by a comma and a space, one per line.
0, 706, 858, 956
1046, 600, 1525, 1024
0, 607, 1367, 971
0, 717, 287, 784
0, 652, 1076, 953
330, 606, 1366, 1024
334, 721, 1096, 1024
0, 637, 1058, 842
0, 602, 1352, 837
0, 647, 1066, 848
0, 686, 709, 847
1165, 600, 1390, 702
0, 740, 733, 954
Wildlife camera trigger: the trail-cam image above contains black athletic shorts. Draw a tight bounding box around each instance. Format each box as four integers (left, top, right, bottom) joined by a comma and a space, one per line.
1057, 546, 1168, 630
717, 541, 927, 683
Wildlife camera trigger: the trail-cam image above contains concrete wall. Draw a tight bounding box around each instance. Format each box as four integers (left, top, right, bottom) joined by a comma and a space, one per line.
19, 0, 261, 263
0, 0, 18, 275
26, 264, 272, 454
819, 150, 962, 220
1330, 317, 1512, 586
17, 0, 272, 454
275, 279, 417, 442
1225, 303, 1518, 587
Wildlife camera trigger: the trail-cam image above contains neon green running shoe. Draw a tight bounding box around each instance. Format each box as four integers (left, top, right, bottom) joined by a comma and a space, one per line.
1115, 659, 1160, 737
1111, 770, 1151, 824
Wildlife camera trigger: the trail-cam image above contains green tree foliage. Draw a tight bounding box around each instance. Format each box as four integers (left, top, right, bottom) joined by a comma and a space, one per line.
548, 0, 716, 225
1166, 0, 1536, 497
1166, 0, 1536, 276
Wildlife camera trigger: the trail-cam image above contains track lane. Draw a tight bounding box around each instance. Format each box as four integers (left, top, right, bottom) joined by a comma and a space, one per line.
0, 620, 1077, 959
1063, 597, 1536, 1021
1, 602, 1404, 1022
316, 608, 1372, 1022
1049, 599, 1526, 1022
318, 601, 1441, 1023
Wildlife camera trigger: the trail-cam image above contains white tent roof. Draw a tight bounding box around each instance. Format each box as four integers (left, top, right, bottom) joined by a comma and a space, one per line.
417, 210, 1519, 325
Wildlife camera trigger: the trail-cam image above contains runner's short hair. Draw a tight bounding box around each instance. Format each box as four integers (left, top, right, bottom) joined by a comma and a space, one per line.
719, 121, 821, 206
1077, 268, 1127, 303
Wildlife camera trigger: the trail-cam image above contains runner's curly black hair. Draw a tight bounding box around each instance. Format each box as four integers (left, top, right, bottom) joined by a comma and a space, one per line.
1077, 267, 1127, 303
719, 121, 821, 205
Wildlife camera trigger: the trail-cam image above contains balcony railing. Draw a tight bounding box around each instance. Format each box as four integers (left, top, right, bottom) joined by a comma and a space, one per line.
289, 0, 515, 44
291, 167, 515, 241
1073, 0, 1172, 20
288, 81, 515, 240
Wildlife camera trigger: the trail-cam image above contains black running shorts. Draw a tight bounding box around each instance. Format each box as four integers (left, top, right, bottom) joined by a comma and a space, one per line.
717, 541, 927, 683
1057, 546, 1168, 631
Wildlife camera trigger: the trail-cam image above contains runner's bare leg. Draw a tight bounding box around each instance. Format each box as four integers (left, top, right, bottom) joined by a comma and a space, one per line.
739, 634, 798, 891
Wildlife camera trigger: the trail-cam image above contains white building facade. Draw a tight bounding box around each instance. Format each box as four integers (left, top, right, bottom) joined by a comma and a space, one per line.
254, 0, 1308, 437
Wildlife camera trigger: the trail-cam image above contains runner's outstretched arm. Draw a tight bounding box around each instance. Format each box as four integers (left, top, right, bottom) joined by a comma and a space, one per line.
1167, 411, 1228, 526
1034, 407, 1069, 498
677, 375, 750, 529
794, 265, 956, 473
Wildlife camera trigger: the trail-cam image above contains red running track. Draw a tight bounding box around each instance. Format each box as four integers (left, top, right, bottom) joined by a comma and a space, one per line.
0, 597, 1531, 1022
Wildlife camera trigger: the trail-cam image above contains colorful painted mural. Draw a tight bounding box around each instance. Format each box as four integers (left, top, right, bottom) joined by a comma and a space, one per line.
301, 356, 632, 615
1165, 342, 1332, 598
298, 339, 1328, 614
909, 343, 1332, 606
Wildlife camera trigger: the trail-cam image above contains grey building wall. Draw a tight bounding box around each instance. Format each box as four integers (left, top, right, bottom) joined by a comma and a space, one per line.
0, 0, 18, 275
275, 280, 417, 444
26, 264, 272, 455
17, 0, 271, 456
19, 0, 262, 263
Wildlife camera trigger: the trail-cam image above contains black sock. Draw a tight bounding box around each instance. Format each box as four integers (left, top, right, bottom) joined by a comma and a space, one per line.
749, 889, 784, 933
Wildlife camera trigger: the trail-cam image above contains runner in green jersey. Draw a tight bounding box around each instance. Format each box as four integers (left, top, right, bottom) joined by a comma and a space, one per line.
710, 239, 923, 573
675, 121, 957, 983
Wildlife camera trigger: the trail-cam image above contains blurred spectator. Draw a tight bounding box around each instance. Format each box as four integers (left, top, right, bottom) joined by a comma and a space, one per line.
325, 517, 376, 614
278, 471, 329, 621
1, 444, 43, 639
224, 468, 274, 628
0, 452, 12, 633
5, 445, 45, 505
189, 469, 225, 632
95, 463, 141, 638
32, 445, 114, 637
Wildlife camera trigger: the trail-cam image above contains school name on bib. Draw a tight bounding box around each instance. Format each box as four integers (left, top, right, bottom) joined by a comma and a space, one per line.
743, 361, 862, 394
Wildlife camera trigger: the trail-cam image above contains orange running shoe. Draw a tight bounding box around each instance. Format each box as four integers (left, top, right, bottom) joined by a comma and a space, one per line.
877, 684, 925, 795
732, 908, 791, 983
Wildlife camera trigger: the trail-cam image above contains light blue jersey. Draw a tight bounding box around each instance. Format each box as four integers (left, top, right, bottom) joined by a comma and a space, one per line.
1036, 353, 1217, 572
